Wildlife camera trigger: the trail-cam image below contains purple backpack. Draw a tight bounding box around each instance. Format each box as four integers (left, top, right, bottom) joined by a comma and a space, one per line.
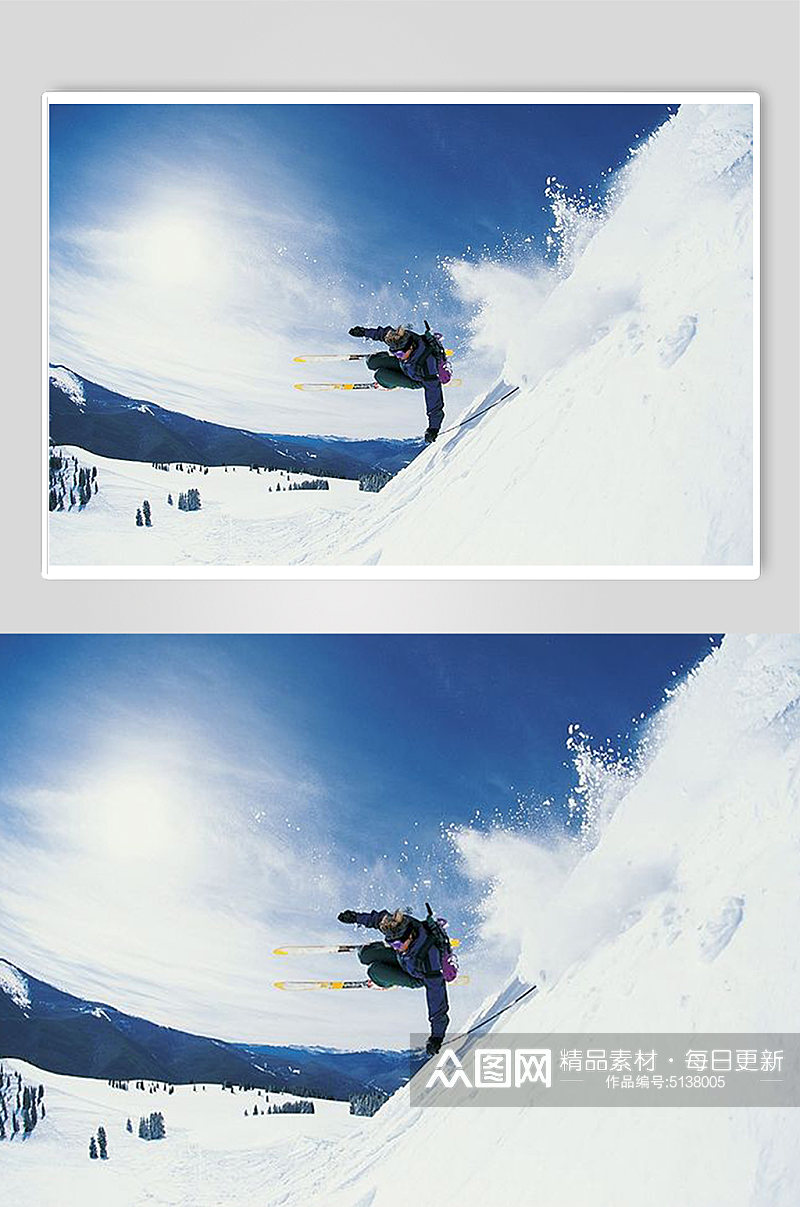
421, 322, 453, 385
422, 904, 459, 982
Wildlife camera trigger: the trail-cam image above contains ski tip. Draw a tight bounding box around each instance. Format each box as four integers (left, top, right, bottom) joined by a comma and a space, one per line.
272, 948, 289, 956
273, 980, 348, 991
273, 980, 336, 991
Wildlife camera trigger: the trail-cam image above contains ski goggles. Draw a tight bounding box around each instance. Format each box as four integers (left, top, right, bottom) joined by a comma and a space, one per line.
379, 911, 413, 941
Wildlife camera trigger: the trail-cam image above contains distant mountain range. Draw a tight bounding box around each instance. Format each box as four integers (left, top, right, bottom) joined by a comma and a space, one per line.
49, 365, 421, 480
0, 959, 419, 1099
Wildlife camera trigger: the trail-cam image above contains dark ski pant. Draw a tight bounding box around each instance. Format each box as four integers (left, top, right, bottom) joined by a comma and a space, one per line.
366, 352, 423, 392
358, 941, 422, 990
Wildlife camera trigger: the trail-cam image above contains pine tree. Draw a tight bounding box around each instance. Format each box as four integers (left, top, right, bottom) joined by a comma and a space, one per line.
350, 1087, 389, 1116
142, 500, 152, 526
138, 1116, 149, 1139
97, 1125, 108, 1158
89, 1136, 98, 1159
126, 1118, 132, 1133
359, 470, 392, 493
168, 493, 173, 505
136, 508, 143, 526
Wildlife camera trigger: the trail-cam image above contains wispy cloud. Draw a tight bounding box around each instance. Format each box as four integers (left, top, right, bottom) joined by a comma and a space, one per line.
49, 171, 443, 439
0, 654, 464, 1046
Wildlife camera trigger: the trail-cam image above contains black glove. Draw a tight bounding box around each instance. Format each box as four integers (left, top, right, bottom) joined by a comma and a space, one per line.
338, 910, 357, 924
424, 427, 439, 444
349, 326, 366, 338
425, 1035, 443, 1056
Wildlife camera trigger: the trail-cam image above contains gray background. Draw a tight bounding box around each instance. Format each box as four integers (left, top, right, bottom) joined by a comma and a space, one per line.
1, 0, 797, 634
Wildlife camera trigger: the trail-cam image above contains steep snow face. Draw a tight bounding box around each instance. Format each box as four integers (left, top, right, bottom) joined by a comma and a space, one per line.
49, 366, 86, 410
312, 104, 755, 568
0, 960, 31, 1014
278, 636, 800, 1206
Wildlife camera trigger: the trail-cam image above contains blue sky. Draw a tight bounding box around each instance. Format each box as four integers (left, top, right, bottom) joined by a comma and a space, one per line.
49, 100, 674, 438
0, 633, 714, 1047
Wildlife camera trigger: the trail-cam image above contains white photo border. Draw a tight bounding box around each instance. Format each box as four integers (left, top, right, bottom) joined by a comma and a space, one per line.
42, 90, 760, 582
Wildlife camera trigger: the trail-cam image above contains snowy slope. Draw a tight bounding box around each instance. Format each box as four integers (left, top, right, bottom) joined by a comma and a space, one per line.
1, 1059, 360, 1207
272, 636, 800, 1206
49, 447, 363, 567
304, 104, 755, 568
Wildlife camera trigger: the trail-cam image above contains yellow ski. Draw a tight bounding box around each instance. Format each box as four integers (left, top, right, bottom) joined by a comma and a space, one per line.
294, 379, 461, 392
293, 351, 453, 363
272, 940, 459, 955
274, 974, 469, 991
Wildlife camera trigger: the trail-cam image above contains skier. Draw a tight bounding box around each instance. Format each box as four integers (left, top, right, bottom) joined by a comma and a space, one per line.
337, 907, 450, 1055
347, 324, 448, 444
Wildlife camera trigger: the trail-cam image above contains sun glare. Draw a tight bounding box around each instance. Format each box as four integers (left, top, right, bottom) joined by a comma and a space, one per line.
134, 214, 218, 290
86, 771, 181, 864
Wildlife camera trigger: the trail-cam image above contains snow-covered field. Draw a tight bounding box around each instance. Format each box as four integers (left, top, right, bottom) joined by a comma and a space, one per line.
1, 1059, 359, 1206
48, 449, 364, 567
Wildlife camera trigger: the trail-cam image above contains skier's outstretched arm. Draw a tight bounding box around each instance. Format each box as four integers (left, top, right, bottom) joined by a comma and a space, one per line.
348, 326, 392, 343
338, 909, 390, 930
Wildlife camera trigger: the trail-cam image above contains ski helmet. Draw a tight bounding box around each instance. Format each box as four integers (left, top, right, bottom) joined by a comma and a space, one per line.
385, 327, 415, 353
379, 909, 414, 942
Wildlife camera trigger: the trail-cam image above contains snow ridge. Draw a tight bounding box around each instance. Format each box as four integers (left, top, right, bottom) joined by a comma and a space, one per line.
49, 366, 86, 411
0, 959, 31, 1014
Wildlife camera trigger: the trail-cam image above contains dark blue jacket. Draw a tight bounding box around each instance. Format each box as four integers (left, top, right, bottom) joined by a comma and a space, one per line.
362, 327, 445, 431
354, 909, 449, 1039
